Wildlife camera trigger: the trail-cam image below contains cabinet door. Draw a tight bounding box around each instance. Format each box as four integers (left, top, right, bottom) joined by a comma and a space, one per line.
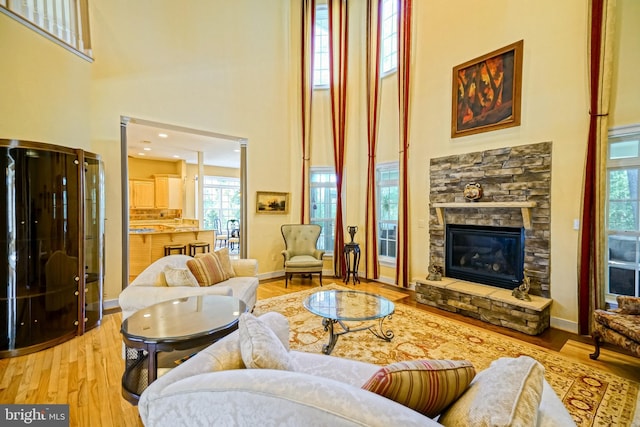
132, 180, 155, 208
154, 176, 169, 208
167, 177, 183, 209
154, 176, 182, 209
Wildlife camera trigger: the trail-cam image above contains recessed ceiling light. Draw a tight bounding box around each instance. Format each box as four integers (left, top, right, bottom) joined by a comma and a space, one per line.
234, 149, 240, 153
158, 133, 168, 138
173, 155, 180, 158
143, 147, 151, 151
138, 153, 145, 156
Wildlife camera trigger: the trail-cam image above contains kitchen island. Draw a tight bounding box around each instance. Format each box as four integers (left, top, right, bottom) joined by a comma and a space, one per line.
129, 227, 215, 277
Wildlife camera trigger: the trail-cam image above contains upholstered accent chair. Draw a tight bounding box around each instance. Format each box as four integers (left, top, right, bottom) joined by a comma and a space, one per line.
281, 224, 325, 288
590, 296, 640, 360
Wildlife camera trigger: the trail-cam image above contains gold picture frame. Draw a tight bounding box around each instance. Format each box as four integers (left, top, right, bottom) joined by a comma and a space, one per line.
452, 40, 524, 138
256, 191, 289, 214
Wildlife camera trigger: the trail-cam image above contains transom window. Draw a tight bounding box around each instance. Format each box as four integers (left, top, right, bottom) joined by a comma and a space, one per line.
310, 168, 336, 253
380, 0, 398, 75
606, 125, 640, 299
313, 4, 329, 87
377, 162, 399, 260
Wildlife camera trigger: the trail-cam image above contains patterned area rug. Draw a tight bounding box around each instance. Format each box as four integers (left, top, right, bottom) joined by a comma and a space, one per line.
253, 283, 640, 427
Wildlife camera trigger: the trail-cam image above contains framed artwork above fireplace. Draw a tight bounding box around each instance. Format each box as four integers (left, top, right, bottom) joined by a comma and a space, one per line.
451, 40, 524, 138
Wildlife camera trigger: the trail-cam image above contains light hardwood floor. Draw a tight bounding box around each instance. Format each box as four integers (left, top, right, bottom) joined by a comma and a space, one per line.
1, 277, 639, 426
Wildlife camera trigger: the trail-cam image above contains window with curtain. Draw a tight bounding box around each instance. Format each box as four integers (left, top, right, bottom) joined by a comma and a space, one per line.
1, 0, 92, 58
606, 126, 640, 299
313, 4, 329, 87
377, 162, 398, 260
310, 168, 336, 253
199, 176, 240, 231
380, 0, 398, 75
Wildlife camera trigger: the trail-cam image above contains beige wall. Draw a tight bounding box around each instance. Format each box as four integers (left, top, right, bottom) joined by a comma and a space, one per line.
2, 1, 638, 331
0, 14, 92, 147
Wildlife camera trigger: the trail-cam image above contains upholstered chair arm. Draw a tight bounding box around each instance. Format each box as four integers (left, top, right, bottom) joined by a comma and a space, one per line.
281, 250, 292, 262
313, 249, 325, 260
231, 258, 258, 277
616, 296, 640, 314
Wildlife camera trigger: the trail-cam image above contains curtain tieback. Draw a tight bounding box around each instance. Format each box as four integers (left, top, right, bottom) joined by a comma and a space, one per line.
589, 111, 609, 117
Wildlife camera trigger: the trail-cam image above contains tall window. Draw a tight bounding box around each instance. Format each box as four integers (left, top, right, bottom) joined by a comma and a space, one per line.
607, 126, 640, 299
313, 4, 329, 87
1, 0, 92, 58
380, 0, 398, 75
201, 176, 240, 232
310, 168, 336, 253
377, 162, 399, 260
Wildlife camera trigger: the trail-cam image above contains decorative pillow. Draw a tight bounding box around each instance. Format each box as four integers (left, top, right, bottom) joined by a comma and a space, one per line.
361, 359, 476, 418
617, 296, 640, 314
438, 356, 545, 427
162, 266, 199, 287
154, 272, 168, 287
238, 313, 292, 370
186, 253, 228, 286
214, 247, 236, 278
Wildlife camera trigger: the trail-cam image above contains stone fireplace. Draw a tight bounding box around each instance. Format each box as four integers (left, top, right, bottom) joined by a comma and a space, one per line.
415, 142, 553, 335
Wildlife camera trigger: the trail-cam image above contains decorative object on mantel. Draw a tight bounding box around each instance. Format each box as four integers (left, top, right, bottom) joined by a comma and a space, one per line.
451, 40, 524, 138
463, 182, 483, 202
512, 273, 532, 301
427, 264, 443, 281
347, 225, 358, 243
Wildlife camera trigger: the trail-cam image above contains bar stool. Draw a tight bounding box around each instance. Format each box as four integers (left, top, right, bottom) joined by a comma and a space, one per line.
164, 244, 186, 256
189, 242, 210, 257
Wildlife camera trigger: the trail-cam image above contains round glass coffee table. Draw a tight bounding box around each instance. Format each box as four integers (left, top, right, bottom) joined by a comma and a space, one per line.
121, 295, 246, 403
303, 289, 394, 355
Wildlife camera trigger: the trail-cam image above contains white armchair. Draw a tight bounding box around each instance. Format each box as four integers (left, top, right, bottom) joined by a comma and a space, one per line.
281, 224, 325, 288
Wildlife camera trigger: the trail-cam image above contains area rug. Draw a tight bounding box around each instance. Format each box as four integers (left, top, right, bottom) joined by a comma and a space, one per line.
253, 283, 640, 427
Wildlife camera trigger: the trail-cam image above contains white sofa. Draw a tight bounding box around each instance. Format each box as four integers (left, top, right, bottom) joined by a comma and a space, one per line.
138, 312, 575, 427
119, 254, 259, 321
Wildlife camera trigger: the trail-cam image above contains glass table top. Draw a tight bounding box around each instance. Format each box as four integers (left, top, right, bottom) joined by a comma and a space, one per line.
303, 289, 394, 321
122, 295, 246, 342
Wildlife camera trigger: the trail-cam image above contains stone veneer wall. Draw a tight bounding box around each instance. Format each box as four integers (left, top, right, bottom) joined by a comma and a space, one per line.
429, 142, 551, 297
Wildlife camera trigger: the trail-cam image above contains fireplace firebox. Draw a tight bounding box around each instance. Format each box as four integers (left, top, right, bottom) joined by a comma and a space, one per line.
445, 224, 525, 290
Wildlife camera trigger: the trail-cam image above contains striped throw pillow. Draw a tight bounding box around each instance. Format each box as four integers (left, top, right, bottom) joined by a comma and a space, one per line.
361, 359, 475, 418
186, 253, 228, 286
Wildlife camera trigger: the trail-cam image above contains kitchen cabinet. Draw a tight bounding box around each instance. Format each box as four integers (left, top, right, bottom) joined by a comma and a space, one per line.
154, 175, 182, 209
130, 179, 155, 208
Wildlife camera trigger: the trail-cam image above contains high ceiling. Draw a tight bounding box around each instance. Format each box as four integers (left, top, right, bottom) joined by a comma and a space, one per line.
126, 120, 243, 169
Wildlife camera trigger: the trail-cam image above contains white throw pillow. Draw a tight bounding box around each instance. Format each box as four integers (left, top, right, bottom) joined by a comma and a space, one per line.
162, 266, 199, 287
438, 356, 545, 427
238, 313, 292, 370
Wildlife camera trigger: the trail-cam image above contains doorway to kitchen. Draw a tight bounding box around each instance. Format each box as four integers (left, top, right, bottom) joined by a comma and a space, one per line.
120, 117, 248, 288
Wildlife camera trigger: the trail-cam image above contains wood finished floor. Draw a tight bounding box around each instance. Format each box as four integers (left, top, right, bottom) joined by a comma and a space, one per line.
1, 277, 639, 426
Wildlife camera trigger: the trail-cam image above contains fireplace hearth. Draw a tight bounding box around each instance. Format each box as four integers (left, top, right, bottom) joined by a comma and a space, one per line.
446, 224, 524, 290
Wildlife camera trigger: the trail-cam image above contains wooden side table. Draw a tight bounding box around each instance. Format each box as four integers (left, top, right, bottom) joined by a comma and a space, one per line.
343, 243, 360, 285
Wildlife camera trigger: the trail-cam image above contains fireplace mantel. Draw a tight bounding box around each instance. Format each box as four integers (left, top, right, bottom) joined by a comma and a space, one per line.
432, 201, 537, 229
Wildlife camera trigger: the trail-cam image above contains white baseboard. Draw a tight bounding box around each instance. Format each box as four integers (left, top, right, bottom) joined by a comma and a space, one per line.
550, 317, 578, 334
104, 298, 120, 310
